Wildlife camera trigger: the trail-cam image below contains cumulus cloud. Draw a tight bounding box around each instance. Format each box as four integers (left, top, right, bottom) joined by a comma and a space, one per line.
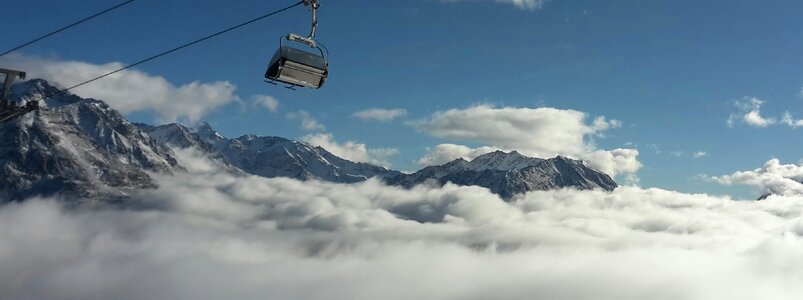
728, 97, 778, 128
412, 105, 612, 158
727, 97, 803, 129
743, 110, 775, 127
351, 108, 407, 122
711, 159, 803, 197
251, 95, 279, 113
4, 152, 803, 299
284, 112, 395, 166
302, 133, 399, 167
782, 112, 803, 128
411, 105, 640, 176
579, 148, 642, 177
693, 151, 709, 159
0, 54, 238, 123
443, 0, 549, 10
416, 144, 500, 166
286, 110, 325, 131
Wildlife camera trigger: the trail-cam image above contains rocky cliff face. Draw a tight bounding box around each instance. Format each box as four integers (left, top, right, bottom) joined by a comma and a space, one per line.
0, 80, 180, 201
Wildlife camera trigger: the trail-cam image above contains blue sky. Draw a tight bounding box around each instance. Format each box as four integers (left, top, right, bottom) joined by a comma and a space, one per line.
4, 0, 803, 198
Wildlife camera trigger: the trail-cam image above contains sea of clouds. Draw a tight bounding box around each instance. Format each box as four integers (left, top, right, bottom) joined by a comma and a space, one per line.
2, 149, 803, 300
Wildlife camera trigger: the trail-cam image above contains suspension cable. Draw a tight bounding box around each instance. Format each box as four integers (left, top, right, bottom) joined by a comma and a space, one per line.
0, 0, 137, 58
26, 1, 304, 104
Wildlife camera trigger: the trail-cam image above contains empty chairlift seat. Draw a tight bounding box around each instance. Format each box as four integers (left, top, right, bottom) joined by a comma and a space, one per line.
265, 45, 328, 89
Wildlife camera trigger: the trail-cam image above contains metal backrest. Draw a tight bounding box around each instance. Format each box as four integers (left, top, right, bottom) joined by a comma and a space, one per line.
266, 45, 328, 89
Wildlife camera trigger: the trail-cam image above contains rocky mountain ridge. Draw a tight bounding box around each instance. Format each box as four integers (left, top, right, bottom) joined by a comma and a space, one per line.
387, 150, 617, 198
138, 122, 403, 183
0, 79, 180, 201
1, 79, 619, 201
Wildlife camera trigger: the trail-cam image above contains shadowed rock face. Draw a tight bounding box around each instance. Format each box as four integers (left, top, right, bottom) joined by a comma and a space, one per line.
386, 151, 617, 199
0, 80, 181, 201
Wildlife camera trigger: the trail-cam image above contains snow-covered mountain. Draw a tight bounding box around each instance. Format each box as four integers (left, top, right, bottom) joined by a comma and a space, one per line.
0, 80, 180, 201
386, 150, 617, 198
1, 79, 619, 201
139, 122, 402, 183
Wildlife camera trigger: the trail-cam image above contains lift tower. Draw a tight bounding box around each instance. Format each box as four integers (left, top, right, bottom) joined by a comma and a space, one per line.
0, 68, 38, 124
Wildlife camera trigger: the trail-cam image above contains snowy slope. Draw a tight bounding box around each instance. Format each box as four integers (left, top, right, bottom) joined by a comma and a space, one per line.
387, 151, 617, 198
1, 79, 617, 201
0, 80, 181, 201
464, 150, 544, 171
141, 122, 402, 183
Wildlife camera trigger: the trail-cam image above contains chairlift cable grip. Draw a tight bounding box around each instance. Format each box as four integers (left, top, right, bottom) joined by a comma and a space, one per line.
288, 0, 320, 48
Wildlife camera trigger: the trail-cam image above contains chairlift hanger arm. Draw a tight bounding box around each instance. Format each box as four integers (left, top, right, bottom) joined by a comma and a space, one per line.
289, 0, 320, 48
305, 0, 319, 40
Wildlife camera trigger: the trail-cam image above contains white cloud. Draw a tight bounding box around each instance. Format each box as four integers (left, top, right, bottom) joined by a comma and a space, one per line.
728, 97, 777, 128
782, 112, 803, 128
711, 159, 803, 197
252, 95, 279, 113
743, 110, 776, 127
622, 173, 641, 187
693, 151, 709, 159
444, 0, 549, 10
411, 105, 640, 176
0, 54, 238, 123
579, 148, 642, 177
6, 152, 803, 299
351, 108, 407, 122
285, 112, 395, 166
506, 0, 548, 9
412, 105, 612, 158
727, 97, 803, 129
417, 144, 500, 166
302, 133, 398, 167
286, 110, 325, 131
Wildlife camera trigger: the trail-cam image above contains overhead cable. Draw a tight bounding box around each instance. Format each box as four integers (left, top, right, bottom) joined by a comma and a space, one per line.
0, 0, 137, 57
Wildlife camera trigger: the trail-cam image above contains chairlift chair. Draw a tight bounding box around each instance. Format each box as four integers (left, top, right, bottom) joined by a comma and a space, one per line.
265, 0, 328, 89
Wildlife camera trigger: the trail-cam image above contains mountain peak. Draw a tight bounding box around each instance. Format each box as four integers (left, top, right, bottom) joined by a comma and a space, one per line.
466, 150, 543, 171
552, 155, 572, 162
387, 151, 616, 198
8, 79, 73, 107
1, 79, 181, 200
10, 78, 53, 95
197, 121, 213, 131
140, 122, 400, 183
2, 79, 617, 202
196, 122, 225, 145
